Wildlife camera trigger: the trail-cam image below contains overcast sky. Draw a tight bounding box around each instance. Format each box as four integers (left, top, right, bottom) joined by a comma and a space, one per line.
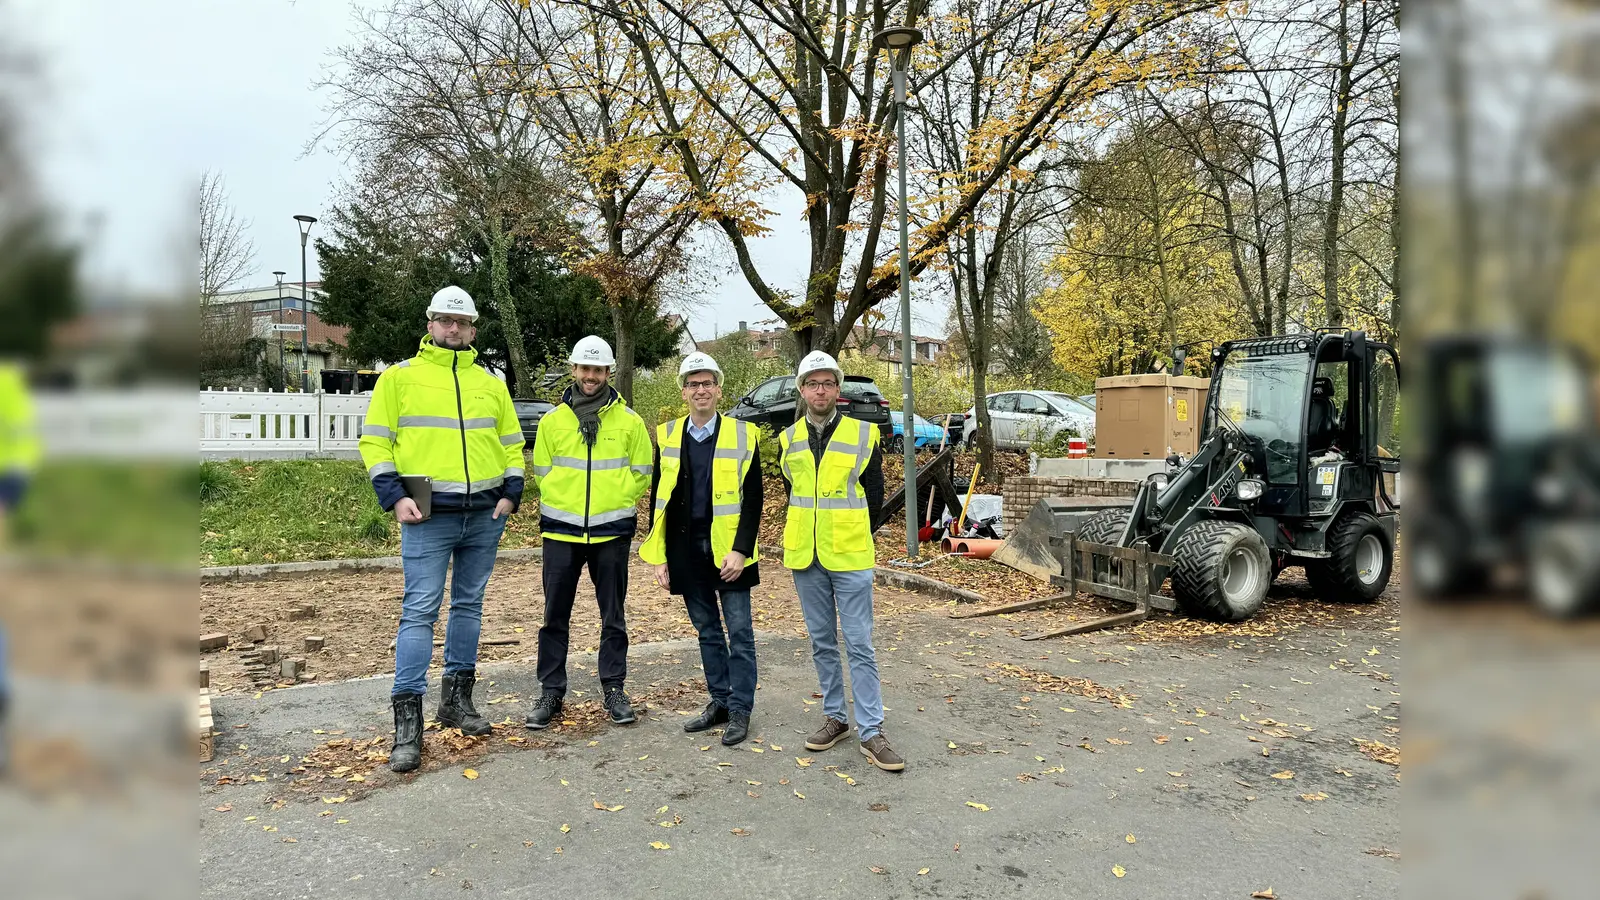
15, 0, 949, 340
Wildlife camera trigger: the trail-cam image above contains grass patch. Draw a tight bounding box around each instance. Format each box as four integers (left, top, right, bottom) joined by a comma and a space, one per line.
199, 459, 543, 567
11, 462, 196, 567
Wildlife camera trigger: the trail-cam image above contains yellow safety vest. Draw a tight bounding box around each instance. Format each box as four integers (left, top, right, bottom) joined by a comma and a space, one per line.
531, 390, 652, 543
358, 337, 526, 511
779, 415, 877, 572
0, 363, 38, 477
640, 415, 761, 566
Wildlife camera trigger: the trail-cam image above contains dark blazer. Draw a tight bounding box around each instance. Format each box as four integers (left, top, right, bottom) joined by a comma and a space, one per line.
647, 415, 764, 594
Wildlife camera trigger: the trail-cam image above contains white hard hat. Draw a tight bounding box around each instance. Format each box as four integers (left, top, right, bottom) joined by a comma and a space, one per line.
426, 285, 478, 321
795, 350, 843, 388
569, 335, 616, 367
678, 352, 723, 387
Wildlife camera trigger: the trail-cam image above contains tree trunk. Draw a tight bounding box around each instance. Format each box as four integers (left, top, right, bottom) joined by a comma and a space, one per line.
1322, 0, 1354, 328
488, 225, 533, 396
610, 300, 636, 406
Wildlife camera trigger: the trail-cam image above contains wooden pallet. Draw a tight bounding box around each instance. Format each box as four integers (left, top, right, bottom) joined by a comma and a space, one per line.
198, 688, 215, 763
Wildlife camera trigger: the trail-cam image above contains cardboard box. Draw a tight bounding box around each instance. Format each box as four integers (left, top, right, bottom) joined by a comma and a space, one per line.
1093, 374, 1211, 459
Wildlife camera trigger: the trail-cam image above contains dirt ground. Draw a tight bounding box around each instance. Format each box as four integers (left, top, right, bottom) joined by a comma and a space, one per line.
199, 556, 1398, 696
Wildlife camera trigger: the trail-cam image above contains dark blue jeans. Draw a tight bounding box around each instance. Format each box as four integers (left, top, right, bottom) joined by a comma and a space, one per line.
682, 578, 757, 716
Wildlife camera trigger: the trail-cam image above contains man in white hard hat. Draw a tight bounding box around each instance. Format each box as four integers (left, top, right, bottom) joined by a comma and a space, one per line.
779, 351, 902, 771
359, 286, 526, 772
525, 335, 653, 729
639, 352, 764, 745
0, 359, 37, 774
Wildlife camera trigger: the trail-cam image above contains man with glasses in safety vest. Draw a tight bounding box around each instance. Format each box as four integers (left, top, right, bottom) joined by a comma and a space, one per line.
780, 351, 904, 771
525, 335, 653, 730
359, 286, 526, 773
640, 352, 764, 745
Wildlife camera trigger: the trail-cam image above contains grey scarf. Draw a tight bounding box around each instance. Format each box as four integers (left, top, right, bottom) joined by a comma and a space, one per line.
562, 383, 616, 447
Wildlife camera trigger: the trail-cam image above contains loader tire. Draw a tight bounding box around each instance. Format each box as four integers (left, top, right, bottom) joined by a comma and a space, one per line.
1306, 512, 1392, 603
1170, 520, 1271, 622
1530, 525, 1600, 619
1074, 509, 1132, 585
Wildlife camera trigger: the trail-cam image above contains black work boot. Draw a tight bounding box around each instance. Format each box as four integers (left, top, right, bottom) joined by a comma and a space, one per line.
683, 701, 729, 734
524, 691, 563, 730
721, 711, 750, 746
603, 685, 637, 725
389, 692, 424, 773
437, 670, 492, 736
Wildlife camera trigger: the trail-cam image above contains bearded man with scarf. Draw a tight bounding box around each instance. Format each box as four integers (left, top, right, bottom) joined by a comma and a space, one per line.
525, 335, 654, 729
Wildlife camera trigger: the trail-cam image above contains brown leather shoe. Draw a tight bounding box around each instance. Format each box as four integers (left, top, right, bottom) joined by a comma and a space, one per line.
860, 733, 906, 771
804, 717, 851, 751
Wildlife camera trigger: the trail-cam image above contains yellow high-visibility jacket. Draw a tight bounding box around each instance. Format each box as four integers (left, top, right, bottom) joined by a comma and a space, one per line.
779, 415, 878, 571
0, 362, 38, 509
639, 414, 761, 567
358, 337, 525, 513
530, 387, 651, 543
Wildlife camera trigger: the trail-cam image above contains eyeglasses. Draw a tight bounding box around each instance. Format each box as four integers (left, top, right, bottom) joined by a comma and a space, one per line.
431, 316, 474, 330
802, 380, 838, 390
684, 380, 718, 390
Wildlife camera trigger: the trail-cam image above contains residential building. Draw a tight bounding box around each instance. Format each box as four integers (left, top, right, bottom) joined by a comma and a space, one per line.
203, 282, 351, 389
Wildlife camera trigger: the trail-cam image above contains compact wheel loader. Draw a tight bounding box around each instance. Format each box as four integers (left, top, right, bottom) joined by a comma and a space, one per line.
1037, 330, 1402, 634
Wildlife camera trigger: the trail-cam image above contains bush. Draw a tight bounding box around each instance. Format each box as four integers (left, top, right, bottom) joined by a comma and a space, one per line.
1028, 425, 1083, 458
199, 460, 237, 502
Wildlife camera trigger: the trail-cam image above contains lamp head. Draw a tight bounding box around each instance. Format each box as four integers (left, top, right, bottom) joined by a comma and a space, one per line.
872, 26, 923, 53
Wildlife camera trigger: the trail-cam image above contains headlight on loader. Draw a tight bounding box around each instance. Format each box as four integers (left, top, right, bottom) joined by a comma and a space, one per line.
1236, 479, 1264, 501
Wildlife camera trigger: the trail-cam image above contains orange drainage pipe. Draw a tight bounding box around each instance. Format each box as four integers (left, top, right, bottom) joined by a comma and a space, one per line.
940, 537, 1005, 559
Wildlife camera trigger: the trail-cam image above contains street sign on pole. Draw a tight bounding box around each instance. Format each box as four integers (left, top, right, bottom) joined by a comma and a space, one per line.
271, 323, 305, 333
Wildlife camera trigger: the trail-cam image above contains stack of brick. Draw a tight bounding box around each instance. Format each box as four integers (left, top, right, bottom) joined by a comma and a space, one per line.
1001, 476, 1140, 533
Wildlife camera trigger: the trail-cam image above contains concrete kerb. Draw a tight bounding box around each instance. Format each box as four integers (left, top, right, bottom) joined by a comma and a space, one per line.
204, 542, 992, 605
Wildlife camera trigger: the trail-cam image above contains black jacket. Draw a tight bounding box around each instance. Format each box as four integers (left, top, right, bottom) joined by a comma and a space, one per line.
646, 416, 764, 594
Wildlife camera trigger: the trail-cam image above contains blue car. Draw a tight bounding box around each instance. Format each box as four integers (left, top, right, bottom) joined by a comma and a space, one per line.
888, 411, 946, 452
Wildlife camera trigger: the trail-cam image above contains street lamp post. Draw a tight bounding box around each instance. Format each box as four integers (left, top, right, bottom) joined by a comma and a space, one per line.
273, 270, 287, 390
294, 215, 318, 393
873, 25, 924, 560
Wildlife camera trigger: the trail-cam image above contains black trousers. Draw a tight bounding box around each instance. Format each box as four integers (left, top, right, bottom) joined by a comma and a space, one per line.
537, 537, 631, 695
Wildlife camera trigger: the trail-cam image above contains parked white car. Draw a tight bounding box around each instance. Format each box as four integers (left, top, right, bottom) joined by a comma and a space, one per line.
962, 390, 1095, 450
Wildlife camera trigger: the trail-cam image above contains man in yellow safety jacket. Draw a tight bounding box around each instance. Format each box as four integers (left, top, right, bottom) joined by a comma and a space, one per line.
359, 286, 525, 772
780, 350, 904, 771
525, 335, 653, 730
0, 359, 37, 775
640, 351, 764, 745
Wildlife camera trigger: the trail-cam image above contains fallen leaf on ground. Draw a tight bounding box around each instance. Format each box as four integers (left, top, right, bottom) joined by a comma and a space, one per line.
650, 841, 670, 851
1153, 735, 1170, 744
1251, 890, 1277, 899
1126, 834, 1136, 843
796, 757, 813, 767
794, 790, 805, 799
917, 867, 930, 876
213, 805, 232, 813
965, 801, 990, 812
593, 801, 624, 812
868, 803, 889, 812
869, 866, 887, 875
1112, 865, 1126, 878
1270, 770, 1295, 780
731, 828, 751, 836
463, 769, 479, 780
560, 824, 570, 833
1300, 792, 1329, 802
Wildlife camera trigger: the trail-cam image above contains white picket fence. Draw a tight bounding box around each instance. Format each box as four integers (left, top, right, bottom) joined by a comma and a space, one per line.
199, 388, 372, 459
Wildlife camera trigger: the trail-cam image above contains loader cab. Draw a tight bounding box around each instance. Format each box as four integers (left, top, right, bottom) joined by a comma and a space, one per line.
1205, 331, 1400, 521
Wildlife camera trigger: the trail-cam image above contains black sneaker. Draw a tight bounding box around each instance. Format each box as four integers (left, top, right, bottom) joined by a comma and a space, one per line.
604, 686, 637, 725
524, 692, 563, 730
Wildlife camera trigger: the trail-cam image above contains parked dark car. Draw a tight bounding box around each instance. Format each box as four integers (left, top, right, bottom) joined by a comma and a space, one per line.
928, 412, 967, 448
513, 398, 556, 449
726, 373, 892, 443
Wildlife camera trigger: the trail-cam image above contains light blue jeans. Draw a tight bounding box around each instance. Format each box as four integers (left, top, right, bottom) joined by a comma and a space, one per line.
393, 510, 506, 697
793, 562, 883, 741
